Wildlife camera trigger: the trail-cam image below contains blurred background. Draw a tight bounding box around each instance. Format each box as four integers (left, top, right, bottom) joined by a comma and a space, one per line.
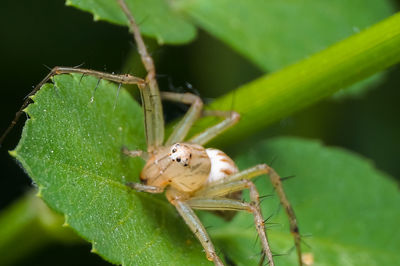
1, 0, 399, 265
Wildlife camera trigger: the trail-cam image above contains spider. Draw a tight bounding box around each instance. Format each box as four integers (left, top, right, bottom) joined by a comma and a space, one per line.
0, 0, 302, 265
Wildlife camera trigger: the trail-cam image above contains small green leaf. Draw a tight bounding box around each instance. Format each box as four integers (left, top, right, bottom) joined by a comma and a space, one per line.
66, 0, 196, 44
13, 74, 210, 265
206, 137, 400, 265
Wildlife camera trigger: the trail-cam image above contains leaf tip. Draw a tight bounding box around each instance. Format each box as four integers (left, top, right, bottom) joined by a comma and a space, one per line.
63, 214, 70, 225
22, 107, 29, 114
93, 14, 100, 21
62, 220, 70, 227
91, 247, 98, 254
65, 0, 72, 6
156, 35, 165, 45
8, 150, 17, 158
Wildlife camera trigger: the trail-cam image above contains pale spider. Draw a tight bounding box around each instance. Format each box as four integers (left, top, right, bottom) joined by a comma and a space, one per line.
1, 0, 303, 265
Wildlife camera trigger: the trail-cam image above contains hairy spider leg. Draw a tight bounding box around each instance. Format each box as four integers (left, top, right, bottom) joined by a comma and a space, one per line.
200, 164, 303, 266
0, 66, 145, 146
190, 179, 275, 266
168, 196, 224, 266
117, 0, 164, 152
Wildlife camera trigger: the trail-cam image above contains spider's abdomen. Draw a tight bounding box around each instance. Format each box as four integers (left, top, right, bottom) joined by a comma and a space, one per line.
205, 148, 238, 184
205, 148, 241, 221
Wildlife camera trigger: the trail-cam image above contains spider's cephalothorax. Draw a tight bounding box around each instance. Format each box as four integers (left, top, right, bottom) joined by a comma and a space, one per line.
1, 1, 303, 265
141, 143, 211, 192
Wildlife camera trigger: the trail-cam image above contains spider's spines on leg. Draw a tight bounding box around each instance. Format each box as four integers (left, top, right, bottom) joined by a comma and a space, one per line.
280, 175, 296, 182
90, 78, 102, 102
79, 73, 86, 84
0, 68, 57, 146
189, 182, 275, 266
1, 65, 146, 146
199, 163, 302, 265
264, 165, 303, 266
113, 83, 122, 110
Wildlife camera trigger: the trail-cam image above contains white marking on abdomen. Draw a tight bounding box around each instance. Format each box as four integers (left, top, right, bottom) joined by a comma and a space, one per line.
205, 148, 238, 184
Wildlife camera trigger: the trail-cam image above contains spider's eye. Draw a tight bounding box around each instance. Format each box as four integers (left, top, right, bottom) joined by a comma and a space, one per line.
176, 157, 181, 162
172, 148, 177, 153
184, 163, 188, 167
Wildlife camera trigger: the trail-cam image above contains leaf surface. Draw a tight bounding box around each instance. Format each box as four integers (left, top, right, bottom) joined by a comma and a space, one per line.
12, 74, 210, 265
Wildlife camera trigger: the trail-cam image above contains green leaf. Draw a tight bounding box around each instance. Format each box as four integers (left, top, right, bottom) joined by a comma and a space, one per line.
12, 74, 210, 265
66, 0, 196, 44
205, 137, 400, 265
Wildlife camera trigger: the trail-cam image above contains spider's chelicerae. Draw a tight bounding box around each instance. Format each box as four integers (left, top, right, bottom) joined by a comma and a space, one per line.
1, 1, 303, 265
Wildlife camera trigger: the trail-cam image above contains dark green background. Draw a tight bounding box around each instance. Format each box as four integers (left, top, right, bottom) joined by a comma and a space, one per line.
1, 0, 399, 265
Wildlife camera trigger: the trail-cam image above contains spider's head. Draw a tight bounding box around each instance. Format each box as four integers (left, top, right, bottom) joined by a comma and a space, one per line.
169, 143, 192, 167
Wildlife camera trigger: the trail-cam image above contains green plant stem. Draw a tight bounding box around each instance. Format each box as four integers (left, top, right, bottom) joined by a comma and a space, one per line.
192, 12, 400, 146
0, 192, 81, 265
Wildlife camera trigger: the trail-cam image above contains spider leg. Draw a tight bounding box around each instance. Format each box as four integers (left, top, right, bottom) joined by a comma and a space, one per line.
187, 197, 274, 266
189, 110, 240, 146
161, 92, 204, 145
165, 189, 224, 266
202, 164, 303, 266
117, 0, 164, 152
191, 180, 275, 266
0, 66, 145, 146
161, 92, 241, 147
